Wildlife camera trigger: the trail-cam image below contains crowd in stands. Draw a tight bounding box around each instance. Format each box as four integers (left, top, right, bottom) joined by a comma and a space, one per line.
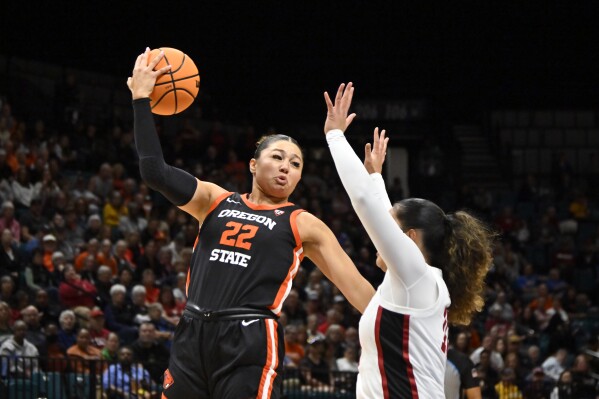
0, 69, 598, 398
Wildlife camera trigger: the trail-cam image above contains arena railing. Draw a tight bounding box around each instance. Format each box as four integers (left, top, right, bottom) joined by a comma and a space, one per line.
0, 356, 358, 399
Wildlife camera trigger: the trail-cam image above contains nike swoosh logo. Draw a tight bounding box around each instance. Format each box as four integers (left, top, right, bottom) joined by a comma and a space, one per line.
226, 197, 240, 204
241, 319, 259, 327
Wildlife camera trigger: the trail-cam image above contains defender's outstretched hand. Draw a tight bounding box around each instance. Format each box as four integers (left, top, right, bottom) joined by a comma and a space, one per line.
127, 47, 172, 100
364, 127, 389, 174
324, 82, 356, 133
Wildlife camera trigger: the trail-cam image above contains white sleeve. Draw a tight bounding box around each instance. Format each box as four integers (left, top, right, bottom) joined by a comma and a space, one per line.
326, 129, 433, 290
369, 173, 393, 212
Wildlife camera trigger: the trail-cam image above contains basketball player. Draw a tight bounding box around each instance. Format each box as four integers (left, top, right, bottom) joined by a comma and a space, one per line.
324, 82, 494, 398
127, 49, 375, 398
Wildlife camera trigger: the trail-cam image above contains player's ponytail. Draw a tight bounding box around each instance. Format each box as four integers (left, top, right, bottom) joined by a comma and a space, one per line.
394, 199, 495, 326
444, 211, 495, 325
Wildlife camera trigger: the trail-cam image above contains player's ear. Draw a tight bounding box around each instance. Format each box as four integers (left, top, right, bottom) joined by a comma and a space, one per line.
249, 159, 257, 175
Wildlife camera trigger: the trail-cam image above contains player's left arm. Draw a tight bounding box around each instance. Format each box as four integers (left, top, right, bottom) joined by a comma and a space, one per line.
298, 212, 375, 313
464, 387, 482, 399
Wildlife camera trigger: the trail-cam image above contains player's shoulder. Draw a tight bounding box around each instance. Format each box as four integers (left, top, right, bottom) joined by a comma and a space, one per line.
295, 211, 331, 242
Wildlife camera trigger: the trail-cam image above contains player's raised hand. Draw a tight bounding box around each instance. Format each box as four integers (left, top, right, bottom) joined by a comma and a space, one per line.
324, 82, 356, 134
364, 127, 389, 174
127, 47, 171, 100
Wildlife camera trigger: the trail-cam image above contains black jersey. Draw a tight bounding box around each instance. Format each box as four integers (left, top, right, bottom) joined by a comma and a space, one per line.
186, 192, 304, 314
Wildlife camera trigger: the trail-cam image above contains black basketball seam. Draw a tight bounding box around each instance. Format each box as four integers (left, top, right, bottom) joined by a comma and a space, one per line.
150, 88, 197, 114
154, 73, 200, 86
160, 48, 178, 113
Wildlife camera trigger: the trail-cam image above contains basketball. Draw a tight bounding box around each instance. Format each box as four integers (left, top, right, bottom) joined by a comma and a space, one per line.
147, 47, 200, 115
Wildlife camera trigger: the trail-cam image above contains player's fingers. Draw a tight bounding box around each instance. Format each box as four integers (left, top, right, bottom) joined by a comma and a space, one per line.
346, 113, 356, 127
365, 143, 372, 155
148, 49, 164, 70
335, 83, 345, 105
373, 127, 379, 146
344, 83, 354, 108
155, 65, 172, 76
377, 129, 386, 151
133, 53, 144, 70
324, 92, 334, 110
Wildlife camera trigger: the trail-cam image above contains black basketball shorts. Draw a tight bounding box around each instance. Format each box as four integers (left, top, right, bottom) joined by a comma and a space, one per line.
162, 313, 285, 399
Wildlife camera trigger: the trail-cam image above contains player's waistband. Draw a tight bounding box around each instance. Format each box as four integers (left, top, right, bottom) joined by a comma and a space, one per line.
184, 303, 277, 321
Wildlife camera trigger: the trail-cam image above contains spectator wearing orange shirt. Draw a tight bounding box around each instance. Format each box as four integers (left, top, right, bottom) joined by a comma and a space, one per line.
284, 324, 305, 367
96, 239, 117, 276
66, 328, 102, 374
41, 234, 59, 272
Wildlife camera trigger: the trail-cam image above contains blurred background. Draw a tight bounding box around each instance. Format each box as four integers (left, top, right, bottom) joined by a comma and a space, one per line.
0, 2, 598, 398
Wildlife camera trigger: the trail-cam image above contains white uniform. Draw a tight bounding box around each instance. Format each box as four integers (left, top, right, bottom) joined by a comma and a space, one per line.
327, 130, 451, 398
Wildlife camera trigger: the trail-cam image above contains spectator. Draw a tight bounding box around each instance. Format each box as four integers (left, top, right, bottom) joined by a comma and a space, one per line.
95, 264, 115, 307
494, 368, 523, 399
58, 264, 98, 308
33, 288, 60, 327
0, 228, 22, 283
130, 322, 170, 384
103, 284, 138, 344
88, 163, 114, 200
542, 348, 568, 382
0, 201, 20, 243
101, 332, 120, 363
41, 234, 59, 272
172, 271, 187, 305
523, 367, 553, 399
97, 239, 118, 275
66, 328, 102, 374
300, 335, 333, 392
158, 285, 184, 325
88, 308, 110, 349
336, 345, 359, 373
471, 334, 505, 372
550, 369, 573, 399
103, 190, 128, 228
284, 324, 305, 368
146, 302, 175, 344
23, 248, 58, 293
282, 288, 308, 326
569, 354, 597, 397
0, 301, 12, 344
20, 305, 47, 358
141, 268, 159, 304
74, 238, 100, 272
0, 320, 38, 377
103, 346, 157, 399
131, 285, 149, 324
57, 309, 77, 353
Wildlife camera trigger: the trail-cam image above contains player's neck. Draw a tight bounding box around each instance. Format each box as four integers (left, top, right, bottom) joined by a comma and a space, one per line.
246, 189, 289, 206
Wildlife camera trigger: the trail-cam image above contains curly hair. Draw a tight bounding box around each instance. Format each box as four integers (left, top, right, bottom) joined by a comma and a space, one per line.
394, 199, 495, 326
444, 211, 495, 325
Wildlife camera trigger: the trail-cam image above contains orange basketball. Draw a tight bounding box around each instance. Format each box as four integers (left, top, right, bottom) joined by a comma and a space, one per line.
147, 47, 200, 115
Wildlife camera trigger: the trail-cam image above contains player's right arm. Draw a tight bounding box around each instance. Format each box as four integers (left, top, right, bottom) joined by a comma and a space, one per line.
128, 48, 226, 222
324, 83, 433, 289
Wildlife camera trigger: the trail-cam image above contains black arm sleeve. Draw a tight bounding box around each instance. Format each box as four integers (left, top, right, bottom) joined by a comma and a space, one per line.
133, 98, 198, 206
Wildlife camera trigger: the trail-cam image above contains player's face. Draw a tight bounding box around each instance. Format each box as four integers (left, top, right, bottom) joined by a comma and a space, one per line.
251, 140, 303, 199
